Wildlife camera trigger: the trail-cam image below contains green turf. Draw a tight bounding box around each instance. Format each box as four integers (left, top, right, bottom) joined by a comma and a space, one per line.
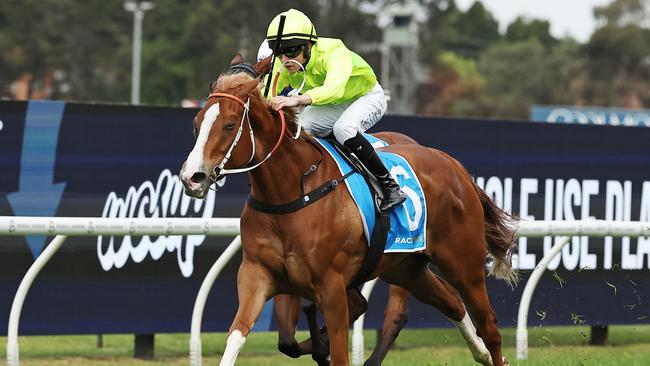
2, 325, 650, 365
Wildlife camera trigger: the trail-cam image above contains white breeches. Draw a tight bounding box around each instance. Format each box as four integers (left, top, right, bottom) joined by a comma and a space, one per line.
299, 82, 387, 143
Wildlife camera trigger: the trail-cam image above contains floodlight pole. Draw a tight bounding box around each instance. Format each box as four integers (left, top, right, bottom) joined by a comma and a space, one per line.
124, 1, 154, 105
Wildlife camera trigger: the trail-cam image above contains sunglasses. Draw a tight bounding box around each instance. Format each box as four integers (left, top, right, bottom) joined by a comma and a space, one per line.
278, 45, 305, 58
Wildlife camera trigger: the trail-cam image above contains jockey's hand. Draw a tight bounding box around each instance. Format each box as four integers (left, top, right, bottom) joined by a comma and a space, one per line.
270, 94, 311, 110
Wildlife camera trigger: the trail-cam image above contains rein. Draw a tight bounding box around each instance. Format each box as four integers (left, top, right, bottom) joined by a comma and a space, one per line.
206, 92, 287, 176
205, 61, 303, 178
207, 66, 353, 215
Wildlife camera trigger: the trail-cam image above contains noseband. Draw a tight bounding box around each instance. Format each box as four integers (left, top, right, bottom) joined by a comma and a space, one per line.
206, 92, 287, 177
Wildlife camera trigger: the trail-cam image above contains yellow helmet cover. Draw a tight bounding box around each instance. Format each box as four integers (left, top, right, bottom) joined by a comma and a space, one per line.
266, 9, 318, 49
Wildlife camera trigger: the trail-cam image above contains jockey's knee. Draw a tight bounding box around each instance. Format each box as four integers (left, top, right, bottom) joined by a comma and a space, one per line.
332, 123, 358, 144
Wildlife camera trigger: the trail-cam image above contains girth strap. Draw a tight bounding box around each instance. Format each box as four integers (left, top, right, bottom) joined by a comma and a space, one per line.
349, 210, 390, 289
246, 170, 355, 214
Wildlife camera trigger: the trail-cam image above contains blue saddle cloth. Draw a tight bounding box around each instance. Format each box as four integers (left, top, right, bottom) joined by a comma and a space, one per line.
315, 134, 427, 252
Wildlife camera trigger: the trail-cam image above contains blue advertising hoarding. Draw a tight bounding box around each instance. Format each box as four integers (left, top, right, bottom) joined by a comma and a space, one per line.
1, 101, 649, 335
531, 105, 650, 127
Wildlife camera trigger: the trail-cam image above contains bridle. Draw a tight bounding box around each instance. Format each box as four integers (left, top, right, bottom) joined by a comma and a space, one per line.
205, 91, 288, 178
207, 63, 354, 219
202, 62, 303, 182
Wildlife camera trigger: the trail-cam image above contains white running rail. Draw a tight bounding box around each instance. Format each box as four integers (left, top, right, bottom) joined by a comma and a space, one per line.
3, 217, 649, 365
0, 216, 240, 236
0, 216, 240, 366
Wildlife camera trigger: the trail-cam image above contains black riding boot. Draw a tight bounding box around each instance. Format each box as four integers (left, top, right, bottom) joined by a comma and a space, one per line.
343, 133, 407, 212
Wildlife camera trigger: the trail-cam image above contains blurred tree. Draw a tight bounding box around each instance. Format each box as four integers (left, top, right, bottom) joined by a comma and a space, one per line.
0, 0, 132, 101
417, 51, 485, 116
2, 0, 643, 114
477, 38, 582, 119
418, 0, 460, 63
593, 0, 650, 28
420, 0, 500, 61
0, 0, 385, 105
134, 0, 322, 105
416, 0, 503, 116
505, 17, 558, 48
582, 0, 650, 107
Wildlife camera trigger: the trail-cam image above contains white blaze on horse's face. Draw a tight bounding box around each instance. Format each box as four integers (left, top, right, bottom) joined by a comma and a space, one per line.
180, 102, 220, 196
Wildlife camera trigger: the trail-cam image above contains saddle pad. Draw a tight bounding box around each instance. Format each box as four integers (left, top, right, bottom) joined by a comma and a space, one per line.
315, 134, 427, 252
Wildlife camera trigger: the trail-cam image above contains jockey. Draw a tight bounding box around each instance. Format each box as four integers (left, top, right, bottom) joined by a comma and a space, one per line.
265, 8, 406, 212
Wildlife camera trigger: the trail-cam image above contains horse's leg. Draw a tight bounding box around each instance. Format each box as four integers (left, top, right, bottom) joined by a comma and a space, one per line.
293, 287, 367, 364
434, 242, 506, 366
318, 274, 350, 366
275, 294, 305, 358
364, 285, 409, 366
219, 261, 273, 366
301, 301, 331, 365
380, 256, 493, 365
347, 287, 369, 322
444, 270, 505, 365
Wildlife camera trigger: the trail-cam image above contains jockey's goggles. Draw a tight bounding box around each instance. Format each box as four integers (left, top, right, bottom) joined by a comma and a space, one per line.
278, 44, 305, 58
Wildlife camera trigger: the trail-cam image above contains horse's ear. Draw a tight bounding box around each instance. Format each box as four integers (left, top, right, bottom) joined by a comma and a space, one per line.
230, 53, 244, 66
253, 55, 272, 76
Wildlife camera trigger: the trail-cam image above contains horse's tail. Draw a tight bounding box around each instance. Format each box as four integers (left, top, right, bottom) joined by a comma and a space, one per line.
457, 164, 519, 286
474, 180, 519, 285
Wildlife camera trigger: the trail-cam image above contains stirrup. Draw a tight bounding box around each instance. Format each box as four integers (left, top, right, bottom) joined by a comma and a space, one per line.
379, 188, 407, 212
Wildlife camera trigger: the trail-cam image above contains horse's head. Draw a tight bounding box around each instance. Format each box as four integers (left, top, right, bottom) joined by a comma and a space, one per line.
180, 54, 272, 198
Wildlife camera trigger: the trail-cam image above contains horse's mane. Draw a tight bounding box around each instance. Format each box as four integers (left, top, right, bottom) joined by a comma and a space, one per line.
213, 72, 300, 134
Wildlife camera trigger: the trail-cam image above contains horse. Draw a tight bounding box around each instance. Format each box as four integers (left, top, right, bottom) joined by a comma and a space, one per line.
271, 130, 507, 366
217, 58, 416, 365
180, 54, 517, 366
272, 131, 416, 366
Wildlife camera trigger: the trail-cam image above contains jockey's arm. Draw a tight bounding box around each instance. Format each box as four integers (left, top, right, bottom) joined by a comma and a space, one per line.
270, 94, 312, 110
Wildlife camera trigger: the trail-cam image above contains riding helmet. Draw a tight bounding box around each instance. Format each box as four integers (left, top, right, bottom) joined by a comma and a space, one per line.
266, 9, 318, 50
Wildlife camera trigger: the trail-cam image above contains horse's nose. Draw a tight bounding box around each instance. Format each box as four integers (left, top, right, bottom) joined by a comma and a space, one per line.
190, 172, 207, 184
180, 166, 209, 197
181, 169, 206, 185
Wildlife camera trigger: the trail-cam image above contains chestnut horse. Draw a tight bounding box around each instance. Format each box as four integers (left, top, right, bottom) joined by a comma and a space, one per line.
215, 60, 414, 365
273, 131, 416, 366
180, 55, 516, 366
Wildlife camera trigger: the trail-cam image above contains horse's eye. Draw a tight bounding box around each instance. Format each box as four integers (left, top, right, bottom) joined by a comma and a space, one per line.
224, 121, 236, 131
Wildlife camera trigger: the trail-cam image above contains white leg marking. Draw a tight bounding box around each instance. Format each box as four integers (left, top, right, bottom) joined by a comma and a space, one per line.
184, 103, 220, 175
453, 314, 493, 366
219, 329, 246, 366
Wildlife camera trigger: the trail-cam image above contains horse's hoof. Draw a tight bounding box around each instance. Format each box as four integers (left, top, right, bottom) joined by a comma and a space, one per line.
312, 329, 330, 366
312, 354, 330, 366
312, 345, 330, 365
277, 341, 301, 358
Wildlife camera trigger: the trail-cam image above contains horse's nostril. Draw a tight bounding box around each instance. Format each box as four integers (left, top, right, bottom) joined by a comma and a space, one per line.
190, 172, 207, 184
